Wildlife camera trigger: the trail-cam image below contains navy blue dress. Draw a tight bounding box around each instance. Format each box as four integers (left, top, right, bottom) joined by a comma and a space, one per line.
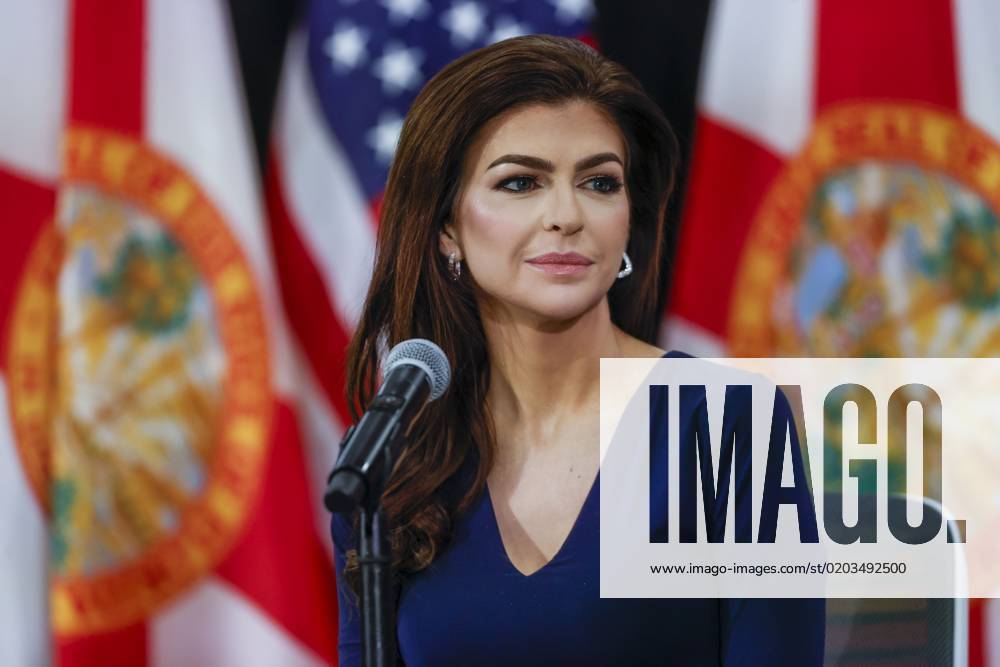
331, 352, 825, 666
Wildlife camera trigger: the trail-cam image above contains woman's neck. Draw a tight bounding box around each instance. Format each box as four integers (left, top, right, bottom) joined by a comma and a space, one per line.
481, 298, 627, 446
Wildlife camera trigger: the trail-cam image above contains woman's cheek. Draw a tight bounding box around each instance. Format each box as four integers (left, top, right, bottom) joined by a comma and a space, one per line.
463, 196, 535, 252
581, 200, 629, 248
581, 193, 629, 222
461, 192, 510, 234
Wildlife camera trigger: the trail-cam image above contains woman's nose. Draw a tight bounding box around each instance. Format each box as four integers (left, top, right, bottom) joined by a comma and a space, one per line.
541, 184, 584, 235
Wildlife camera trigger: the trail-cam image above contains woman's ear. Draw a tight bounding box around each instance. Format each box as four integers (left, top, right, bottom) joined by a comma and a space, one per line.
438, 222, 461, 259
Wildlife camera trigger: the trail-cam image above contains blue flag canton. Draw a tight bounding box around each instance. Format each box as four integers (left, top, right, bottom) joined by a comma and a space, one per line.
307, 0, 594, 200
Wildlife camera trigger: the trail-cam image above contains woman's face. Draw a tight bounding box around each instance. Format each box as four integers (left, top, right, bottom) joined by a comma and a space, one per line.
442, 101, 630, 326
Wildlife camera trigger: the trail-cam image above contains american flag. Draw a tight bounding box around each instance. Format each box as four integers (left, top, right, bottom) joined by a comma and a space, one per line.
304, 0, 594, 201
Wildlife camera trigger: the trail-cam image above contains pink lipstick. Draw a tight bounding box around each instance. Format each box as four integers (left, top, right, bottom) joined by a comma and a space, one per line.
526, 252, 594, 276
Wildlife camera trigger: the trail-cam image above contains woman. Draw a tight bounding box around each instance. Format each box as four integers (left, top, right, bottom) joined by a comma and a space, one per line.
333, 35, 824, 666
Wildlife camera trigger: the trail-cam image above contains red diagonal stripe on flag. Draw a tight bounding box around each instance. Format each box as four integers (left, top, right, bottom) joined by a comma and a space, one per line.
69, 0, 145, 134
216, 401, 339, 664
816, 0, 959, 112
0, 167, 54, 372
57, 622, 148, 667
668, 115, 785, 335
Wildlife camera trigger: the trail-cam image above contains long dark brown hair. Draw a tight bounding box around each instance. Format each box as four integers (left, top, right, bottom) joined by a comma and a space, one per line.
343, 34, 678, 589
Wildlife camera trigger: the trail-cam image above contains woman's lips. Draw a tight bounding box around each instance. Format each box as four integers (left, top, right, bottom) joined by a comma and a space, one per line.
526, 252, 594, 276
528, 262, 591, 276
528, 253, 593, 276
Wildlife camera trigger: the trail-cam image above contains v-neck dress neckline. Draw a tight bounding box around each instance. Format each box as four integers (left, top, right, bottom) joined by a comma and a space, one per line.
483, 470, 600, 578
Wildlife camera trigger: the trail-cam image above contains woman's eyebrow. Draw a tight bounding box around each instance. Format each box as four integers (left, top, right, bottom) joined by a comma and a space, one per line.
486, 154, 554, 172
574, 152, 623, 172
485, 152, 623, 173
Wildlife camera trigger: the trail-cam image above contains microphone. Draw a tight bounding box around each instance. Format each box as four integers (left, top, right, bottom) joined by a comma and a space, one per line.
324, 338, 451, 515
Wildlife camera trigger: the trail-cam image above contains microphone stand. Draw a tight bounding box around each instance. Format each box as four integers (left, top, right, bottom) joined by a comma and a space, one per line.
356, 442, 396, 667
327, 419, 404, 667
326, 363, 437, 667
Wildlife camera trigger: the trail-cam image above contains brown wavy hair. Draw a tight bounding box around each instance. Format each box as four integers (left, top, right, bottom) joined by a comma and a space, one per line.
342, 35, 678, 590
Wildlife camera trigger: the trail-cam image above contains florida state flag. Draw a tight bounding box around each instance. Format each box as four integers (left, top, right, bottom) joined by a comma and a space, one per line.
666, 0, 1000, 664
1, 1, 338, 665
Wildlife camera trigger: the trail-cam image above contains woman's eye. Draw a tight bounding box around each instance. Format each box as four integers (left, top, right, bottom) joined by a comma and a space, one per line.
497, 176, 538, 193
584, 176, 624, 194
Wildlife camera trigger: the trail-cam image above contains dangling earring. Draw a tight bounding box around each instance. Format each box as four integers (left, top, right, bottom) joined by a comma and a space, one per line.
617, 251, 633, 279
448, 252, 462, 281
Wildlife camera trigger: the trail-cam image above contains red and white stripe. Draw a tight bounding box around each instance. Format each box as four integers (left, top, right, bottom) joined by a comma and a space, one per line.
265, 28, 382, 555
662, 0, 817, 354
664, 0, 1000, 663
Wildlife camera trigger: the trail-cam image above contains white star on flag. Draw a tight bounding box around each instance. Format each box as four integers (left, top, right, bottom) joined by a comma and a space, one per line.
489, 16, 531, 44
324, 22, 369, 71
441, 1, 486, 47
380, 0, 431, 24
372, 42, 425, 95
548, 0, 593, 23
367, 111, 404, 164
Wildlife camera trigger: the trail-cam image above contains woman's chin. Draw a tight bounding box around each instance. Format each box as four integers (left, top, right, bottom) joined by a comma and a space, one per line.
476, 281, 609, 325
519, 294, 607, 326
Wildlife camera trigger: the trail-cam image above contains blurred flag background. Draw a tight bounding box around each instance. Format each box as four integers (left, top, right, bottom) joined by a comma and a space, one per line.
1, 1, 338, 665
1, 0, 998, 665
665, 1, 1000, 665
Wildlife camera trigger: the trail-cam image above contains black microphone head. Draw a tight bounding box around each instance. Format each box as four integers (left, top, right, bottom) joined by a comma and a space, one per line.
383, 339, 451, 400
324, 470, 367, 514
